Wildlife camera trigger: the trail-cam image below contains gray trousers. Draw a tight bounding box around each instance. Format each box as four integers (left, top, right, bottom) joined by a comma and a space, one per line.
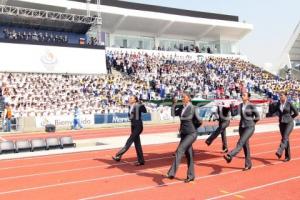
168, 133, 197, 179
229, 126, 255, 168
116, 123, 144, 163
206, 120, 229, 150
278, 122, 294, 159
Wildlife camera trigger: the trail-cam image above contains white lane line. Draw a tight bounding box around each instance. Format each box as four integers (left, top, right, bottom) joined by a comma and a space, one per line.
0, 147, 299, 197
0, 139, 299, 182
0, 134, 289, 171
0, 130, 279, 163
0, 141, 298, 181
0, 137, 7, 142
0, 146, 178, 170
205, 175, 300, 200
79, 158, 300, 200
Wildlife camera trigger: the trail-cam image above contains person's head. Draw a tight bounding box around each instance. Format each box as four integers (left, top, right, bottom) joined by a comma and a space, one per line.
279, 91, 288, 103
241, 92, 251, 103
129, 95, 138, 105
182, 92, 192, 105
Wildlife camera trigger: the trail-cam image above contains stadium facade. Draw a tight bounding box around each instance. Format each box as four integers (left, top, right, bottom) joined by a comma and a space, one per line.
1, 0, 253, 54
279, 21, 300, 73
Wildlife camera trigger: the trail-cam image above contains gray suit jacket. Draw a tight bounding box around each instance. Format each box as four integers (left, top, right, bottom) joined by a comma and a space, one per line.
231, 103, 260, 128
268, 102, 298, 124
178, 104, 201, 135
128, 103, 147, 125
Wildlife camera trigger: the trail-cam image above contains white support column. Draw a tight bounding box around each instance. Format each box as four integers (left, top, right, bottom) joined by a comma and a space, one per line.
96, 0, 102, 45
154, 37, 160, 50
197, 25, 216, 40
157, 21, 174, 37
86, 0, 91, 17
109, 34, 115, 47
111, 15, 127, 33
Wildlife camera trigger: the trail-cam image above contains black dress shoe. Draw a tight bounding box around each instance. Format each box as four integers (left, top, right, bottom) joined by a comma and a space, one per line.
112, 156, 121, 162
222, 148, 228, 153
134, 162, 145, 166
275, 152, 282, 159
205, 140, 211, 146
184, 178, 195, 183
243, 166, 252, 171
223, 154, 232, 163
284, 158, 291, 162
164, 174, 174, 179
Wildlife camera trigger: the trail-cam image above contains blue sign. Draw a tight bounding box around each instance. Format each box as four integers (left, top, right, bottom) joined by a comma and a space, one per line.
94, 113, 152, 124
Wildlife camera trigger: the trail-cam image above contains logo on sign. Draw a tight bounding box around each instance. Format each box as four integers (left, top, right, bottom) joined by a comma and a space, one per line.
41, 49, 58, 71
112, 116, 129, 123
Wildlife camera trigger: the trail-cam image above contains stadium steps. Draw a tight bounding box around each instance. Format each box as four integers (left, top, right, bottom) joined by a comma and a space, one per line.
111, 69, 123, 75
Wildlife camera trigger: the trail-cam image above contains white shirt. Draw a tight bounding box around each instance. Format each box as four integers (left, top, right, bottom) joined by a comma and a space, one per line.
242, 103, 248, 112
280, 101, 286, 112
129, 103, 135, 113
181, 103, 191, 117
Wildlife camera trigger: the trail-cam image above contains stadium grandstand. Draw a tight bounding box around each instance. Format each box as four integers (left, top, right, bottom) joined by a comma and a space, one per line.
0, 1, 300, 199
0, 0, 299, 131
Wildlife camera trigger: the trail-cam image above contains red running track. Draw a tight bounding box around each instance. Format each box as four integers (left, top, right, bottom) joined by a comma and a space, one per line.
1, 117, 281, 141
0, 129, 299, 199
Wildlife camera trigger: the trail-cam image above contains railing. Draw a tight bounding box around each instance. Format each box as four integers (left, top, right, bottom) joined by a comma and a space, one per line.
0, 4, 99, 24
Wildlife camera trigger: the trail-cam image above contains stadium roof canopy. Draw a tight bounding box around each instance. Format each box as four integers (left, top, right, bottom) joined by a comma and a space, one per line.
2, 0, 253, 41
279, 21, 300, 71
287, 23, 300, 63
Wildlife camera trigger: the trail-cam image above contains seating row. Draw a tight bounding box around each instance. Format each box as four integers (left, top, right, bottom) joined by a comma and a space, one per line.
197, 126, 218, 135
0, 136, 76, 154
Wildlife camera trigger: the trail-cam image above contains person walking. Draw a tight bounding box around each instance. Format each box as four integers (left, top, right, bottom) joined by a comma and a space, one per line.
112, 96, 147, 166
224, 92, 260, 170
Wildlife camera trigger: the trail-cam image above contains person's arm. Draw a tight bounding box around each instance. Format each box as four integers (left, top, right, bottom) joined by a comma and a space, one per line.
193, 107, 203, 129
138, 103, 147, 113
290, 103, 299, 118
230, 103, 239, 117
173, 104, 183, 117
208, 112, 214, 121
266, 102, 278, 117
252, 105, 260, 123
209, 111, 218, 121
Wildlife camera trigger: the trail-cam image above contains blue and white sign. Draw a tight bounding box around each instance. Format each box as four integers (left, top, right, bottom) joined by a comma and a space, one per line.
94, 113, 152, 124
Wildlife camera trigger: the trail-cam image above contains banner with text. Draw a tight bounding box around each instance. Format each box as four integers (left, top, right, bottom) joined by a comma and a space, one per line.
94, 113, 152, 124
35, 115, 94, 128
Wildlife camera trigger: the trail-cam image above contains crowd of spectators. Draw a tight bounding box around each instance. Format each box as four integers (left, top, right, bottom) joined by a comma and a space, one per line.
0, 72, 159, 117
3, 28, 68, 44
2, 48, 300, 118
157, 45, 212, 53
106, 49, 300, 103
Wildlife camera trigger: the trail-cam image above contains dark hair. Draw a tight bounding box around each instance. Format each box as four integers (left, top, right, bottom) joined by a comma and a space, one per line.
242, 92, 251, 98
132, 95, 139, 102
279, 91, 288, 96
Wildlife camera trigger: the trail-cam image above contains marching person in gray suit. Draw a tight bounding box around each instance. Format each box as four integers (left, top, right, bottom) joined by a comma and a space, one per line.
112, 95, 147, 166
166, 92, 202, 183
205, 101, 231, 153
224, 92, 260, 171
267, 92, 298, 162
